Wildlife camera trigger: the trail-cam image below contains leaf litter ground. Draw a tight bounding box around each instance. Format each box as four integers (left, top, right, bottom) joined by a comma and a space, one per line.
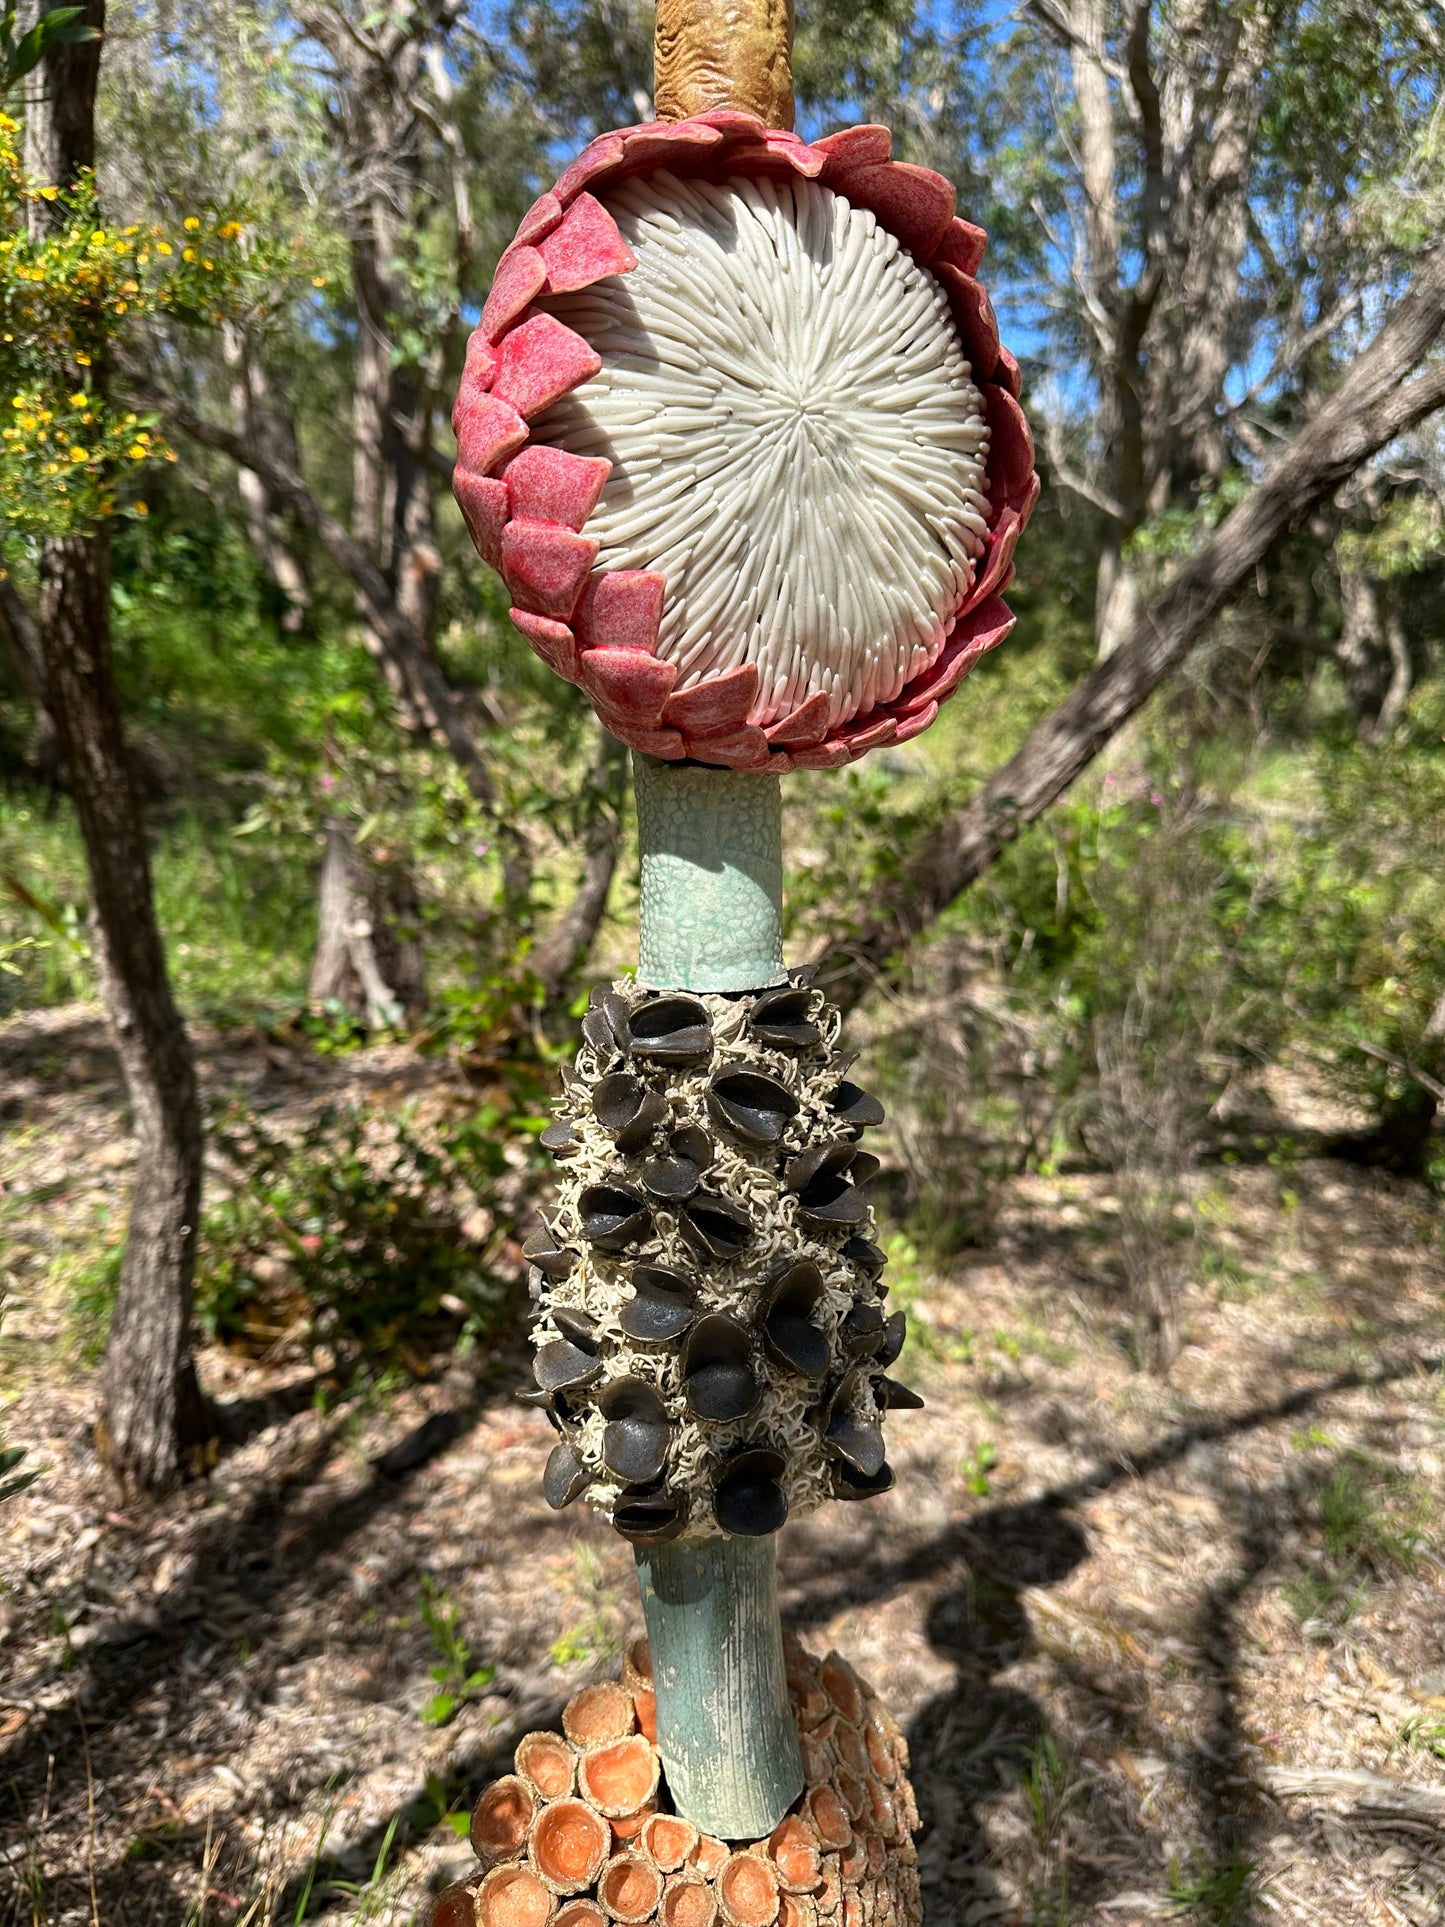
1, 1006, 1443, 1925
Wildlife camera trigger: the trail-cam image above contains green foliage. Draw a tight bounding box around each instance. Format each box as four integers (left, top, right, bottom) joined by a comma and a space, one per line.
0, 0, 94, 96
198, 1096, 539, 1381
1165, 1848, 1257, 1926
417, 1575, 496, 1727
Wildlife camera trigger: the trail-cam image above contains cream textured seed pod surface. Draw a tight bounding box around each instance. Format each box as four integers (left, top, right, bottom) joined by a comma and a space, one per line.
452, 111, 1038, 771
426, 1638, 923, 1927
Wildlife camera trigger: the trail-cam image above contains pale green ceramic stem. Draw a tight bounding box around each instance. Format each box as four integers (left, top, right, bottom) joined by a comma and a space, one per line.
634, 755, 788, 993
630, 753, 804, 1839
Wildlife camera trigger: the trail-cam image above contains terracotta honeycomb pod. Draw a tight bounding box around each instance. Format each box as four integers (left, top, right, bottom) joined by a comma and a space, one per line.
433, 1643, 920, 1927
526, 977, 923, 1540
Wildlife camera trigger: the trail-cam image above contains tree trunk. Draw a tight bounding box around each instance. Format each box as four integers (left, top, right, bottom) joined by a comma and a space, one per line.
0, 573, 59, 785
532, 725, 629, 1004
223, 325, 310, 632
308, 815, 426, 1029
28, 0, 211, 1494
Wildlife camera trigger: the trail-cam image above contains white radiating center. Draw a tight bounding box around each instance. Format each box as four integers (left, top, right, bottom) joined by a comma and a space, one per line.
534, 171, 991, 731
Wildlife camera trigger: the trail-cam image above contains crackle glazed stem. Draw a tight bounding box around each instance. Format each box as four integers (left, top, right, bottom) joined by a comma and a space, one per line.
635, 756, 788, 994
631, 753, 804, 1838
654, 0, 795, 129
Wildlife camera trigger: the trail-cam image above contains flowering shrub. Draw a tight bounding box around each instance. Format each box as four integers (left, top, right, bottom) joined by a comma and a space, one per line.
0, 110, 304, 538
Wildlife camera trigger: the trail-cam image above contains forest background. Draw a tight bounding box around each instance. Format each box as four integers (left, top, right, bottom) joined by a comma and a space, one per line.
2, 1, 1445, 1923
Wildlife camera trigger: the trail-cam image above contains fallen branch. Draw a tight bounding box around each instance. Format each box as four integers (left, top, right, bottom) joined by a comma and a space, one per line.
820, 247, 1445, 1015
1262, 1765, 1445, 1824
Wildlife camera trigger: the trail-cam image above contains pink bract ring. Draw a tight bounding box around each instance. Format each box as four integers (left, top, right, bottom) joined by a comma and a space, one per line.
452, 112, 1038, 772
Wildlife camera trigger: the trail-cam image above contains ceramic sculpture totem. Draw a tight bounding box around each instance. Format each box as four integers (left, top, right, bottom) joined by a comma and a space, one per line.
432, 2, 1036, 1920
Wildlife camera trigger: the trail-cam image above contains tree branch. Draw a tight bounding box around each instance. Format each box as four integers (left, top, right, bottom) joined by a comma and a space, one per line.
530, 724, 630, 1005
818, 249, 1445, 1016
128, 377, 501, 816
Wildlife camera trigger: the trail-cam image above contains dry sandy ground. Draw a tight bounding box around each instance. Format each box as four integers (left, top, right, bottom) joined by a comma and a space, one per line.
2, 1009, 1444, 1926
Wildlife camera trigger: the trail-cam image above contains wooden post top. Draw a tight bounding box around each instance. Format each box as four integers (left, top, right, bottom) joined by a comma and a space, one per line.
654, 0, 795, 129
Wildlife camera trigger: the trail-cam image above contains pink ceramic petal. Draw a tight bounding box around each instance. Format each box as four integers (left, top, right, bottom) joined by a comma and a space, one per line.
892, 701, 938, 743
790, 741, 854, 770
683, 723, 770, 770
510, 607, 581, 682
460, 328, 497, 393
958, 509, 1020, 615
491, 313, 603, 420
504, 445, 610, 531
839, 715, 899, 754
555, 133, 628, 205
573, 570, 666, 653
763, 131, 825, 178
934, 264, 1000, 382
984, 385, 1037, 522
707, 141, 818, 183
693, 108, 767, 141
894, 596, 1014, 715
660, 663, 760, 736
516, 192, 564, 247
764, 689, 832, 747
502, 518, 599, 619
602, 720, 688, 760
834, 161, 955, 259
994, 343, 1022, 399
1017, 470, 1042, 532
453, 470, 509, 571
579, 647, 678, 726
452, 392, 527, 476
482, 245, 548, 341
931, 216, 987, 277
621, 120, 724, 170
765, 749, 796, 773
813, 125, 893, 171
538, 192, 638, 293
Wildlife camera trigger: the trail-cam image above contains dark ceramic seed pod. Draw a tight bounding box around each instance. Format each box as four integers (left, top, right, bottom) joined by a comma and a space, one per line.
713, 1446, 789, 1536
820, 1376, 886, 1477
577, 1183, 652, 1252
523, 1228, 575, 1281
640, 1153, 700, 1201
627, 994, 713, 1065
581, 1006, 619, 1059
706, 1067, 799, 1147
601, 990, 634, 1049
544, 1438, 591, 1509
833, 1459, 896, 1500
748, 985, 821, 1050
540, 1119, 577, 1153
612, 1496, 686, 1542
848, 1151, 882, 1187
592, 1072, 668, 1153
795, 1169, 869, 1232
759, 1262, 830, 1379
830, 1080, 886, 1130
843, 1236, 887, 1277
783, 1141, 856, 1193
875, 1310, 907, 1369
682, 1314, 760, 1421
551, 1305, 599, 1348
599, 1378, 673, 1485
668, 1122, 714, 1169
533, 1339, 603, 1397
873, 1374, 925, 1411
620, 1265, 697, 1342
839, 1301, 885, 1356
678, 1190, 752, 1260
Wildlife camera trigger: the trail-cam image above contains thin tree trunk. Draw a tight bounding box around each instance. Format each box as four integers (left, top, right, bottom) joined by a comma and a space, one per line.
820, 247, 1445, 1017
0, 573, 59, 784
308, 814, 426, 1029
532, 725, 629, 1003
29, 0, 210, 1493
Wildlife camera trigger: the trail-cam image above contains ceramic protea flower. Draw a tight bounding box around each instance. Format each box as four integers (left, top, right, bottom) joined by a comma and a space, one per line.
453, 112, 1037, 770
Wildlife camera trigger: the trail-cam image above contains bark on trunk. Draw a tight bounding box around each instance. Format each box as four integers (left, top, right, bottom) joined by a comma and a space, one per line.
531, 725, 629, 1004
1337, 564, 1413, 742
223, 326, 310, 631
28, 0, 210, 1494
0, 573, 59, 783
819, 246, 1445, 1018
308, 814, 426, 1029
